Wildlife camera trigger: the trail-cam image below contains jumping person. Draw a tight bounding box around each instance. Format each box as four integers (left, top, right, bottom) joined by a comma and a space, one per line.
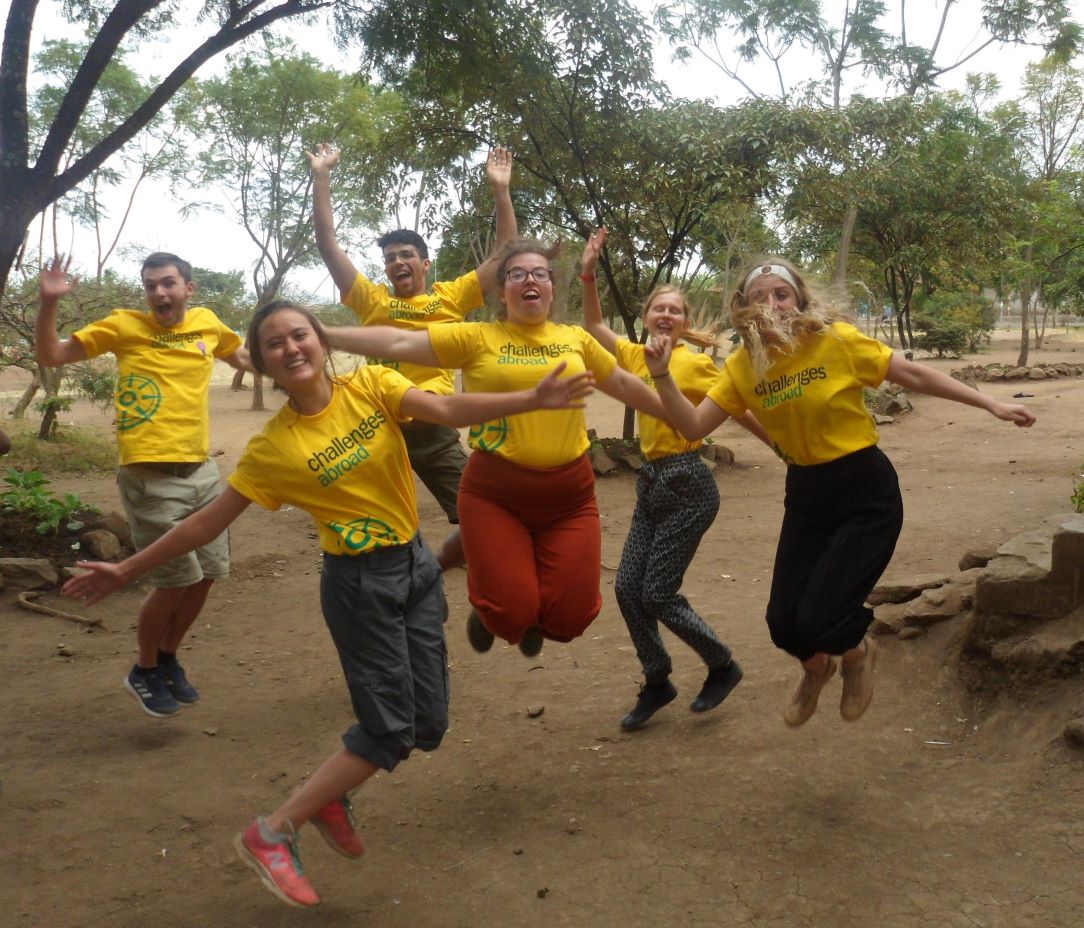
308, 143, 518, 570
324, 238, 672, 659
62, 300, 593, 908
37, 253, 251, 718
581, 228, 768, 731
644, 258, 1035, 727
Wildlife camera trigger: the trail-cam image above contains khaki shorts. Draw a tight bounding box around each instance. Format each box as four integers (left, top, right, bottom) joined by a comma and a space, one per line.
401, 423, 468, 523
117, 460, 230, 588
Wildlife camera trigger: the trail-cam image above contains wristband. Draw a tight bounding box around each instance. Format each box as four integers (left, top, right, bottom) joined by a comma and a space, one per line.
653, 370, 672, 380
579, 273, 595, 282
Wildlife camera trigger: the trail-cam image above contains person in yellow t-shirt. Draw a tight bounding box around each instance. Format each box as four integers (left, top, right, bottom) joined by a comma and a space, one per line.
645, 256, 1036, 729
324, 238, 671, 660
36, 252, 251, 720
581, 228, 770, 732
62, 299, 593, 909
308, 143, 518, 572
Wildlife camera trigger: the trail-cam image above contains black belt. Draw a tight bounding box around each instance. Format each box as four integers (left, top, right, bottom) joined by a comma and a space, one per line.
131, 461, 205, 478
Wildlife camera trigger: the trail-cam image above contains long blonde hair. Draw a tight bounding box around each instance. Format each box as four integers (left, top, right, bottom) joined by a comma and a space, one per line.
642, 285, 722, 349
729, 257, 849, 375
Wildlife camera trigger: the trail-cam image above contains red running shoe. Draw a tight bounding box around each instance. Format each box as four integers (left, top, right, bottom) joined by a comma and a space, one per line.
234, 819, 319, 908
312, 795, 366, 858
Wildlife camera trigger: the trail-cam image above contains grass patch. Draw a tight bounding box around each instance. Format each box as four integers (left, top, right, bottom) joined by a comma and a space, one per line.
2, 420, 116, 474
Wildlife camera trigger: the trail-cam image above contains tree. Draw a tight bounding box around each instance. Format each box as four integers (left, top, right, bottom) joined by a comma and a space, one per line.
194, 38, 396, 408
0, 0, 353, 301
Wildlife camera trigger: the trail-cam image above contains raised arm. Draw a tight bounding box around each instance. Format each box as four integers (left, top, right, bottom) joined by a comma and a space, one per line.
222, 347, 256, 374
643, 333, 730, 440
886, 355, 1036, 427
324, 325, 442, 368
596, 366, 670, 421
63, 487, 252, 605
580, 227, 618, 354
476, 147, 518, 292
307, 144, 360, 296
401, 361, 594, 427
36, 257, 88, 367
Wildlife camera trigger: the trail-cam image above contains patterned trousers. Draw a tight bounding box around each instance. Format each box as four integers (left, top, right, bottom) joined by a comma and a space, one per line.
615, 452, 731, 683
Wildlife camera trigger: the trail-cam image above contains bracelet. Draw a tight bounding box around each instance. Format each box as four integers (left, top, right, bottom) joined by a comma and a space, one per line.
653, 370, 672, 380
579, 273, 595, 282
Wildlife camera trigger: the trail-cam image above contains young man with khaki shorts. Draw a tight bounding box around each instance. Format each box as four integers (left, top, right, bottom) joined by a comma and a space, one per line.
37, 253, 251, 717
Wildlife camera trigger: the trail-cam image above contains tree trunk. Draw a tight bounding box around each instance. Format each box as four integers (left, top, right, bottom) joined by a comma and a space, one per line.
250, 373, 266, 412
10, 372, 41, 419
622, 405, 636, 442
835, 202, 857, 290
231, 368, 246, 391
1016, 281, 1032, 367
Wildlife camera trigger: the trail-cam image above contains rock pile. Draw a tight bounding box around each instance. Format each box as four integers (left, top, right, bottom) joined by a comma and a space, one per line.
951, 361, 1084, 383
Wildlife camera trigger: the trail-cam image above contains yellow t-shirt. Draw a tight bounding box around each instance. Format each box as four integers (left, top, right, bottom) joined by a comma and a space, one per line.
228, 367, 418, 555
74, 307, 242, 465
341, 270, 483, 395
429, 320, 617, 469
707, 322, 893, 466
614, 340, 719, 460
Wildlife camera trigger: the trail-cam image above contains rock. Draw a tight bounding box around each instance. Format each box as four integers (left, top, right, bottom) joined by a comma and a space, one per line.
873, 413, 895, 425
698, 444, 717, 462
1028, 368, 1048, 380
0, 558, 59, 590
959, 545, 998, 571
527, 705, 545, 718
84, 511, 133, 549
714, 445, 736, 466
900, 585, 969, 627
867, 573, 951, 606
1064, 718, 1084, 749
700, 456, 717, 473
898, 626, 924, 640
589, 446, 615, 475
1005, 367, 1029, 379
619, 453, 643, 472
81, 529, 122, 560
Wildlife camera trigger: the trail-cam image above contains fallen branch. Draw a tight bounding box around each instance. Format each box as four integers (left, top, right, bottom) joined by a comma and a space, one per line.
16, 592, 104, 628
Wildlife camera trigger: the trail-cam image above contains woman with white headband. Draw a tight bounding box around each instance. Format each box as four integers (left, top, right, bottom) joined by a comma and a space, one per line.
644, 256, 1036, 727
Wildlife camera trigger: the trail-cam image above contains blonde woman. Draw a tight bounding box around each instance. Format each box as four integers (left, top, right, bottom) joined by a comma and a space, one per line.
644, 258, 1035, 727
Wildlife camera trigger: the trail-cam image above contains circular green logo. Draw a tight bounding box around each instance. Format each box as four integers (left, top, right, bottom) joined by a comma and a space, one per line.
329, 517, 400, 552
469, 417, 510, 452
116, 373, 162, 431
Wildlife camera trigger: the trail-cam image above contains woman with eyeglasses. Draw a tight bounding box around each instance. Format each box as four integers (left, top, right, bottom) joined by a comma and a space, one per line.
326, 238, 669, 658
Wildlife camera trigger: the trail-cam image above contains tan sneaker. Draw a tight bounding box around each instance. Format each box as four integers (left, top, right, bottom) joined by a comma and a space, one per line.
840, 637, 877, 721
783, 657, 838, 727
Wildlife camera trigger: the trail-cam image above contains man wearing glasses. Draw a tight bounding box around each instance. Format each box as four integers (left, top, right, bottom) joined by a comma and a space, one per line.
308, 144, 517, 570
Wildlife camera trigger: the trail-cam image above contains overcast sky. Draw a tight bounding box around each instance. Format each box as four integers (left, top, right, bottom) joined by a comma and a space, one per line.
28, 0, 1069, 301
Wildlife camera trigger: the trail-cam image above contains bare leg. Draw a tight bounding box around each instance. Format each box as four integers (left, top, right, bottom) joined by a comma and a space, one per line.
802, 652, 832, 674
136, 579, 214, 667
266, 748, 378, 833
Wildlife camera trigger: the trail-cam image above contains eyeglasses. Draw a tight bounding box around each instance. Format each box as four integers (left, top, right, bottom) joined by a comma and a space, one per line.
504, 267, 553, 284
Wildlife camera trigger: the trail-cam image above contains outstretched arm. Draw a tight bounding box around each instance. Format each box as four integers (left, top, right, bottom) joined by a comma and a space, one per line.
400, 361, 595, 427
223, 347, 255, 374
325, 325, 442, 368
886, 355, 1036, 427
580, 228, 618, 354
734, 410, 773, 448
63, 487, 252, 605
644, 334, 730, 440
476, 147, 517, 292
596, 366, 669, 421
36, 257, 88, 367
307, 144, 360, 296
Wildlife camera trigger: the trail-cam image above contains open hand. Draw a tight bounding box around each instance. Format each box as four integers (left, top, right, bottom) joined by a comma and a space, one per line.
62, 561, 127, 606
534, 361, 595, 409
581, 227, 607, 275
39, 255, 78, 301
486, 146, 513, 190
306, 142, 340, 174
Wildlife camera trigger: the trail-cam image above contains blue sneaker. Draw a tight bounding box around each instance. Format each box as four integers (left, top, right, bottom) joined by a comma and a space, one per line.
124, 666, 181, 718
159, 659, 200, 704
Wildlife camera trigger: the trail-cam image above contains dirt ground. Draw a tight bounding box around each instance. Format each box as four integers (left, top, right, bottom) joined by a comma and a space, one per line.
1, 331, 1083, 928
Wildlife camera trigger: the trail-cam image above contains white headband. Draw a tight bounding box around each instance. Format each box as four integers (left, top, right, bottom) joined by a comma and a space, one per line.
743, 264, 799, 295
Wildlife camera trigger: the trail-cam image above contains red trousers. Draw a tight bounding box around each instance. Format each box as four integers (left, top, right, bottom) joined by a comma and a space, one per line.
458, 451, 603, 645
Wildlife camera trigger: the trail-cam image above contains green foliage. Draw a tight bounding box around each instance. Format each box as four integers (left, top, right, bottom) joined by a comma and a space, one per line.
913, 291, 997, 354
1073, 466, 1084, 513
0, 467, 96, 536
2, 422, 116, 475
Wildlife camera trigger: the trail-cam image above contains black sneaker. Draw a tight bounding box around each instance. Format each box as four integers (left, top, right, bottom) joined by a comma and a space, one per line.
160, 659, 200, 704
124, 666, 181, 718
619, 679, 678, 732
466, 609, 495, 653
518, 625, 543, 658
690, 660, 743, 713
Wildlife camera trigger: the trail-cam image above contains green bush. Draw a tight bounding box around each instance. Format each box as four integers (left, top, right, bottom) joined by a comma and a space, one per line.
1, 467, 97, 535
913, 291, 996, 355
1073, 465, 1084, 514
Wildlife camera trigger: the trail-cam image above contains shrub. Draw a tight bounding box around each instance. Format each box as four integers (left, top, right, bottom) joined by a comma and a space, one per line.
913, 291, 996, 355
1, 467, 97, 535
1073, 465, 1084, 514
